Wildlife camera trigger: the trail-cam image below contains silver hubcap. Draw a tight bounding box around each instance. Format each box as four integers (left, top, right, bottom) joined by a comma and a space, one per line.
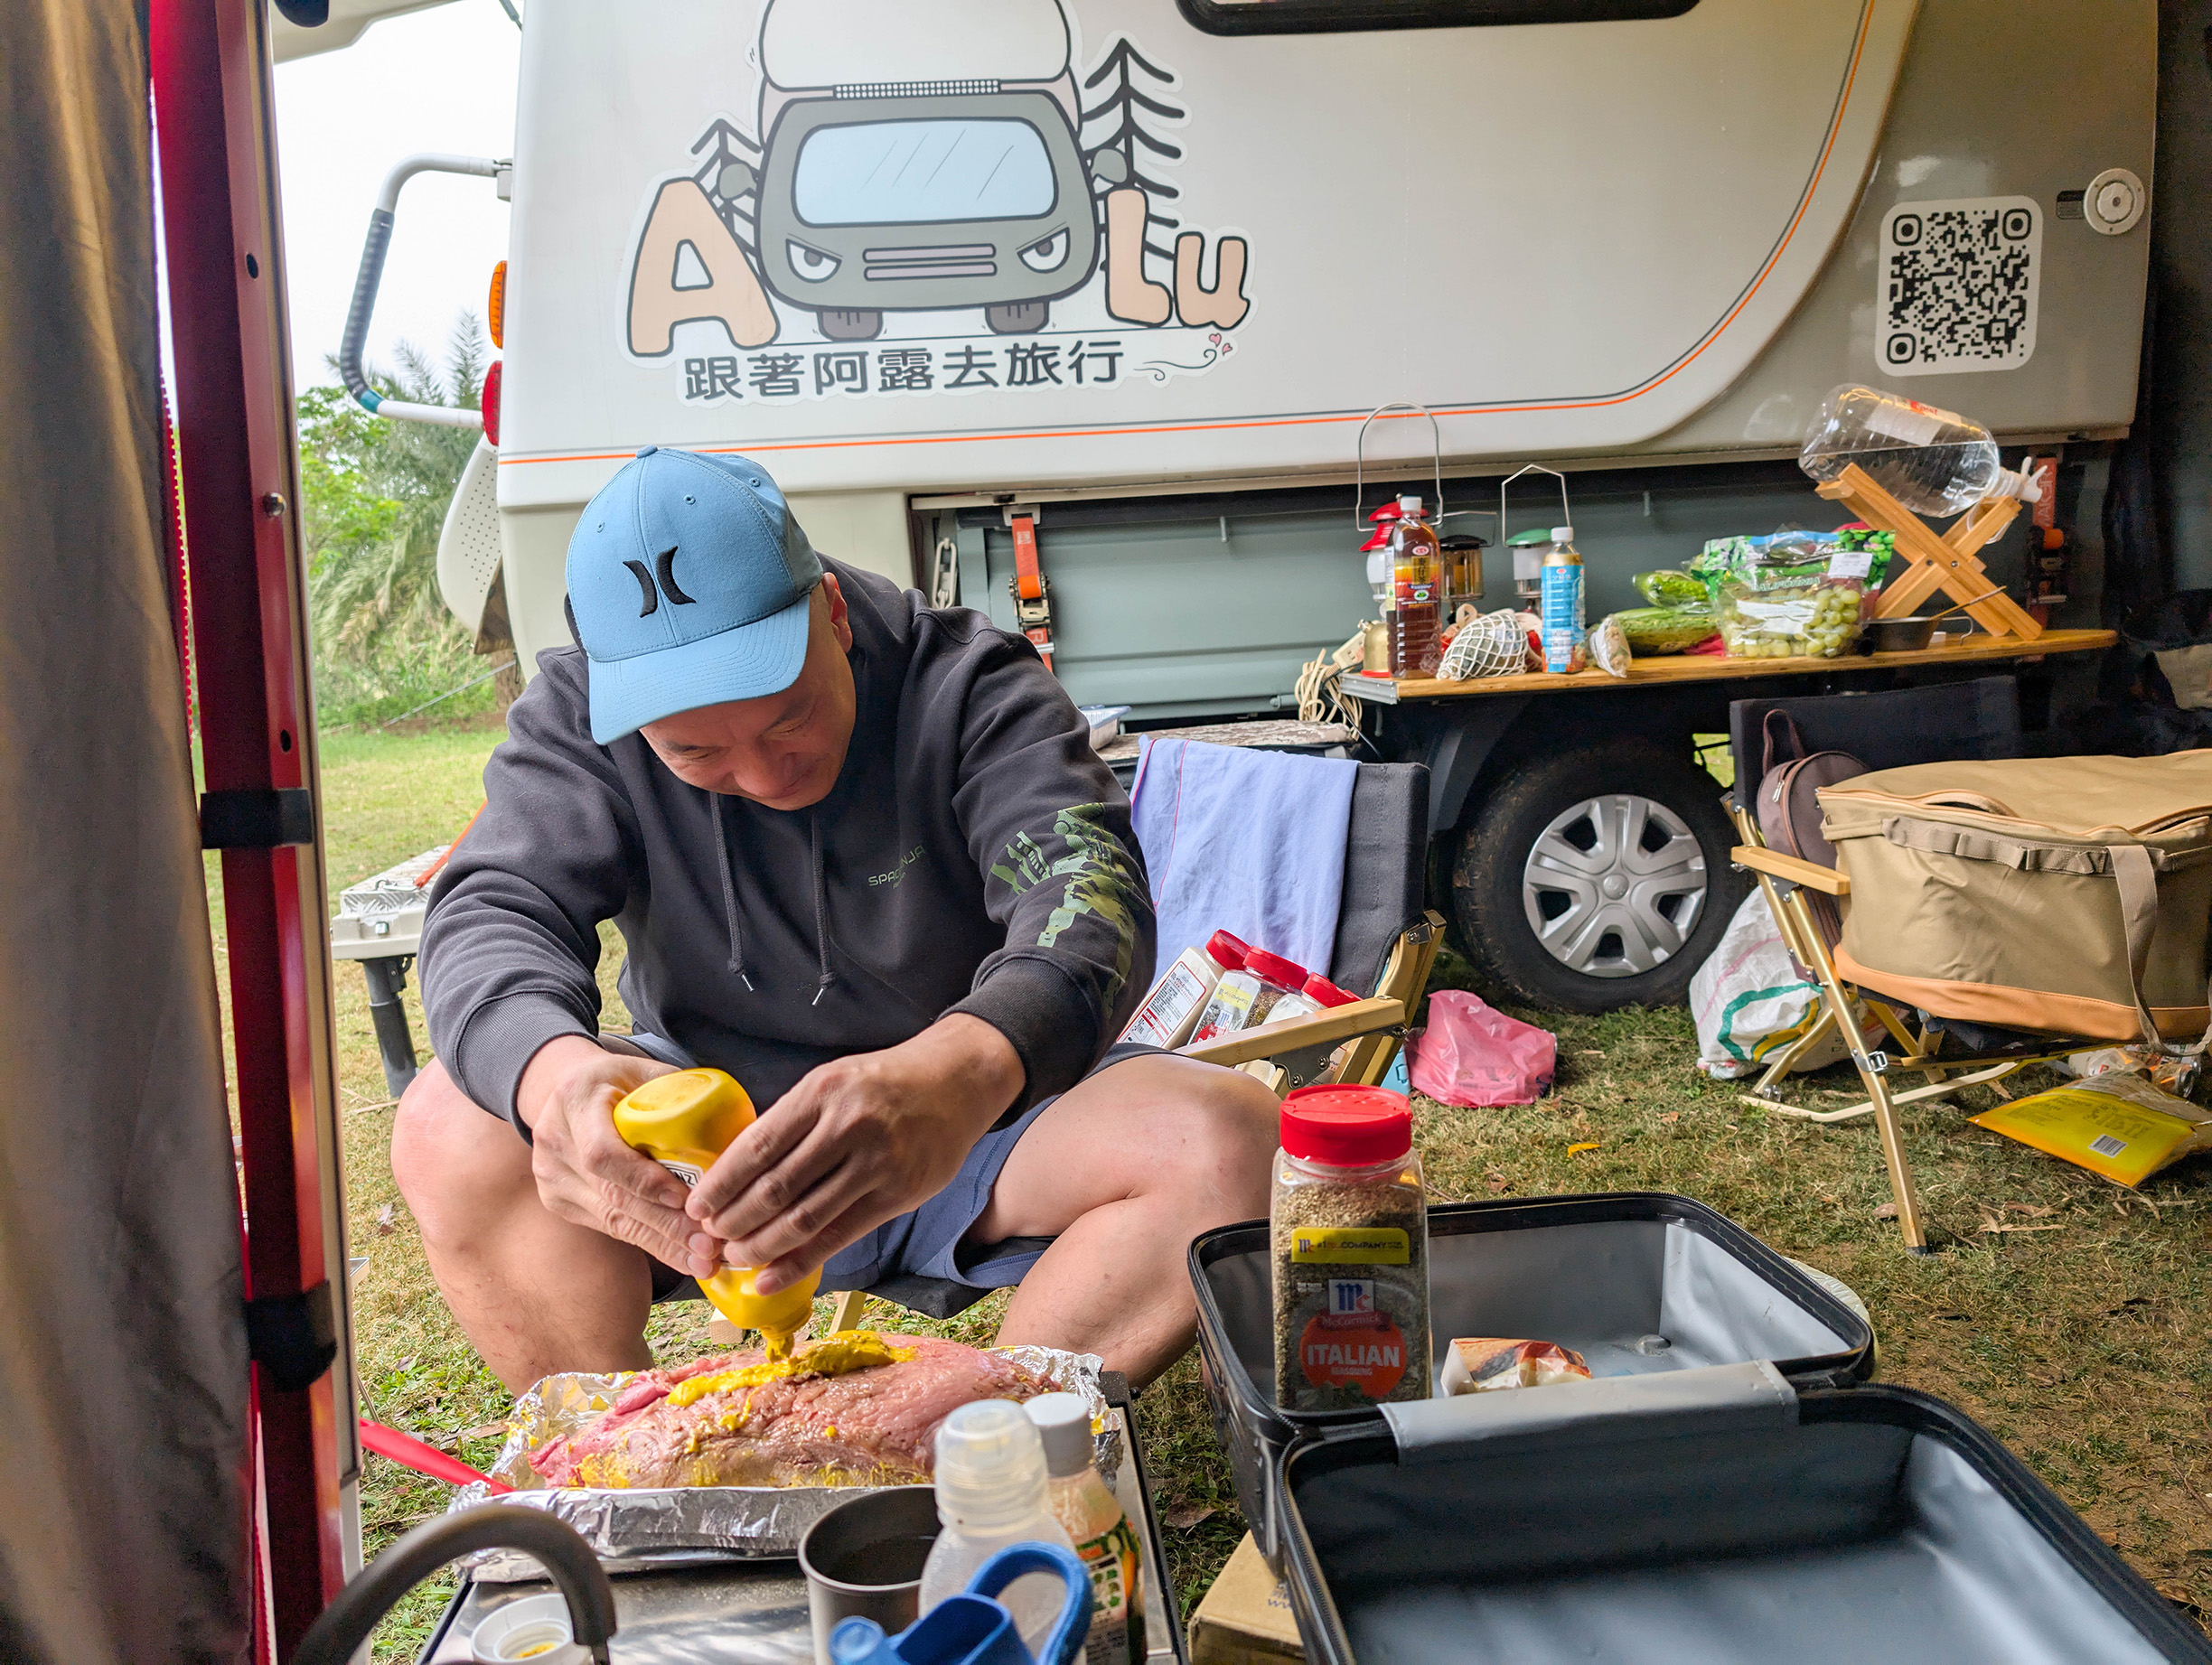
1521, 793, 1708, 978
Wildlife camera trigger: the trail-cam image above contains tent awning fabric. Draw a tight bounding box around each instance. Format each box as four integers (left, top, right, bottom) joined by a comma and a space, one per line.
0, 4, 250, 1660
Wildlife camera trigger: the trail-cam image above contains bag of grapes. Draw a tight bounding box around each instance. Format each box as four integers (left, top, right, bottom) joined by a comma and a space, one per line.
1700, 528, 1892, 659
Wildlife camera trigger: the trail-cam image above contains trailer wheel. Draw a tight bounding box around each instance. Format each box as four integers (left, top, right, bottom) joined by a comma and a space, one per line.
1449, 741, 1744, 1013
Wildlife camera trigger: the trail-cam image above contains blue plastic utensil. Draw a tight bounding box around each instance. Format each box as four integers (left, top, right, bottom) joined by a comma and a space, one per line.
826, 1542, 1092, 1665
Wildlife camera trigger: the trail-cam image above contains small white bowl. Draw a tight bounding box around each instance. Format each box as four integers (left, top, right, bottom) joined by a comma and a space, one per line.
470, 1594, 588, 1664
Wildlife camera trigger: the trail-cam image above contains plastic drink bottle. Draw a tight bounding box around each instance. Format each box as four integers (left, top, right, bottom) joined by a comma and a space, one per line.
1026, 1393, 1145, 1665
612, 1068, 820, 1358
1385, 496, 1443, 678
918, 1401, 1081, 1660
1798, 384, 2043, 515
1540, 526, 1585, 673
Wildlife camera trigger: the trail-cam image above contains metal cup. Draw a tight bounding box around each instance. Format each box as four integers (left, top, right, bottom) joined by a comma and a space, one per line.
799, 1485, 941, 1665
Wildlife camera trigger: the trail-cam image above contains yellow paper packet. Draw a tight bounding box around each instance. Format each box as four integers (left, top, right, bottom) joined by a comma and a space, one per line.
1971, 1071, 2212, 1188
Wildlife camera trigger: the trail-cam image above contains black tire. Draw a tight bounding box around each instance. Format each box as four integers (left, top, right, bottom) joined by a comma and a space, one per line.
1449, 739, 1745, 1013
986, 300, 1049, 333
817, 309, 884, 341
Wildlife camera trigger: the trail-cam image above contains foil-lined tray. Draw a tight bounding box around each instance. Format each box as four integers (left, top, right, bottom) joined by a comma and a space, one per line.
450, 1342, 1111, 1579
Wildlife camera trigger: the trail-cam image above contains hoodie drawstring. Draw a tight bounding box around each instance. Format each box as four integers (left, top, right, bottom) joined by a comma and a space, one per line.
712, 791, 837, 1004
710, 793, 754, 992
809, 810, 837, 1007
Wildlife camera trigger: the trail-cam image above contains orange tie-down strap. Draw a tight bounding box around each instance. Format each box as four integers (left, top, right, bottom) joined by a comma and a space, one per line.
1009, 513, 1054, 671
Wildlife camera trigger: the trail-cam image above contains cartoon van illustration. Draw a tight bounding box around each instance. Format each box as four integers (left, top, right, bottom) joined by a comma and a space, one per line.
715, 0, 1127, 340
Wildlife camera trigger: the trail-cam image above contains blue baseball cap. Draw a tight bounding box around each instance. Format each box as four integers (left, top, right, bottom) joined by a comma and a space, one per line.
565, 448, 824, 744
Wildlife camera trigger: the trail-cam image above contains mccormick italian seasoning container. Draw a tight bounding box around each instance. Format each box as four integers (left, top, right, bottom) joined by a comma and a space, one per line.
1270, 1086, 1429, 1410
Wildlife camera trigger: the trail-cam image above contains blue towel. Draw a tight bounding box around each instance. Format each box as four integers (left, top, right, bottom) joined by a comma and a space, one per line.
1130, 737, 1360, 984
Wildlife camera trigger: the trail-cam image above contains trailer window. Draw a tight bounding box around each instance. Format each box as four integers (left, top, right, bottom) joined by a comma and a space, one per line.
794, 118, 1058, 227
1177, 0, 1696, 34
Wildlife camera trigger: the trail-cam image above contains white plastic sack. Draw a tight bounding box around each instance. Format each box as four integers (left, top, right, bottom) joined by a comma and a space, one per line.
1689, 892, 1856, 1080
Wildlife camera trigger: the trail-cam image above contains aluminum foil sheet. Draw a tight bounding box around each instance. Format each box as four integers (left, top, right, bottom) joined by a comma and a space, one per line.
450, 1342, 1111, 1579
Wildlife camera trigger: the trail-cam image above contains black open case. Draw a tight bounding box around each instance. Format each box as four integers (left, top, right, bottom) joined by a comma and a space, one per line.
1192, 1193, 2210, 1662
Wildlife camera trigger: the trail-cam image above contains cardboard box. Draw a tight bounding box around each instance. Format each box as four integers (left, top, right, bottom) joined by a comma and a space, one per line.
1188, 1533, 1303, 1665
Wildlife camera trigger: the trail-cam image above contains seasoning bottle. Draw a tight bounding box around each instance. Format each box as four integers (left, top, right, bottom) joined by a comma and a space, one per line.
1243, 949, 1317, 1025
1190, 932, 1265, 1041
1270, 1086, 1429, 1410
1026, 1392, 1146, 1665
918, 1400, 1078, 1659
1540, 525, 1586, 674
1120, 932, 1245, 1049
1386, 496, 1443, 678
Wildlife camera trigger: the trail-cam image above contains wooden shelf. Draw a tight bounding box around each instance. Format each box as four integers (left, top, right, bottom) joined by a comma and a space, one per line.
1353, 628, 2114, 704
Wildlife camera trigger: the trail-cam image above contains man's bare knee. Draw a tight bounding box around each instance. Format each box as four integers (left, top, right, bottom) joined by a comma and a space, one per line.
391, 1060, 534, 1248
1138, 1061, 1277, 1211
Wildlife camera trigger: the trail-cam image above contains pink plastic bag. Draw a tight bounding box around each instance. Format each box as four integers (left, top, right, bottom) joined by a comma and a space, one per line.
1406, 991, 1556, 1107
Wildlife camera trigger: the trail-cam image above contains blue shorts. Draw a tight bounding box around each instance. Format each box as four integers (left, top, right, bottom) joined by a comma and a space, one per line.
623, 1034, 1163, 1300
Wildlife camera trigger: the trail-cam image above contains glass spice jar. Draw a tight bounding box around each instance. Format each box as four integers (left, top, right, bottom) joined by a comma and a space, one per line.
1270, 1086, 1429, 1410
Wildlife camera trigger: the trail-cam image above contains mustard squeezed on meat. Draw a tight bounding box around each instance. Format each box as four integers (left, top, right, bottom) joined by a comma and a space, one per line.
663, 1330, 916, 1409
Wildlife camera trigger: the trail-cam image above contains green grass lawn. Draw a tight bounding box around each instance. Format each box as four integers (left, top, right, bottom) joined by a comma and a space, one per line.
288, 718, 2212, 1658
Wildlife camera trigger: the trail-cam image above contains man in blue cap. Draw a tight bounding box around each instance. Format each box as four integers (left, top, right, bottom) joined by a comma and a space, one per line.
393, 448, 1277, 1392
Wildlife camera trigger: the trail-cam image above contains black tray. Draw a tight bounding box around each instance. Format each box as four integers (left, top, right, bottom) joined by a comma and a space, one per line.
1277, 1375, 2211, 1663
1190, 1192, 1875, 1567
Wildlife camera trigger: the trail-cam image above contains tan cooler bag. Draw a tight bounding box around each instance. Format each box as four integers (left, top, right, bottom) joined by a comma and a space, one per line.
1816, 753, 2212, 1044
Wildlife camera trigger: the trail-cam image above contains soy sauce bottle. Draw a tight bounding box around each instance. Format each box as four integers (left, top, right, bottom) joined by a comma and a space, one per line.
1386, 496, 1442, 678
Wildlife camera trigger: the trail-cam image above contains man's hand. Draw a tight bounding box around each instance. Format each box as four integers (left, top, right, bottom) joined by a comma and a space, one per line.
682, 1015, 1025, 1293
516, 1035, 722, 1279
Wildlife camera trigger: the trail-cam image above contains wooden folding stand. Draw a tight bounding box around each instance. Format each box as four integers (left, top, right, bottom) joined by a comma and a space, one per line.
1814, 462, 2045, 639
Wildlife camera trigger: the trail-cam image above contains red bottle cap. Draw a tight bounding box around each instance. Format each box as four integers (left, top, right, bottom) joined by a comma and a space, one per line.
1369, 503, 1405, 525
1280, 1086, 1413, 1166
1242, 948, 1308, 990
1301, 974, 1358, 1007
1205, 931, 1250, 970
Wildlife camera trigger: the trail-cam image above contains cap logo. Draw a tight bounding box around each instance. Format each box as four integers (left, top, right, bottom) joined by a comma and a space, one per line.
622, 546, 701, 616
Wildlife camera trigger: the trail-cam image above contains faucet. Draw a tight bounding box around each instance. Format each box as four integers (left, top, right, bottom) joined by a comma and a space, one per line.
291, 1505, 616, 1665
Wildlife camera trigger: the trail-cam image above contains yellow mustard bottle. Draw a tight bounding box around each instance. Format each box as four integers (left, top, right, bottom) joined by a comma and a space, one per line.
611, 1068, 820, 1358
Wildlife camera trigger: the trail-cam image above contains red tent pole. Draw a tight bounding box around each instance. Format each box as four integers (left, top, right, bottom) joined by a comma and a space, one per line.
150, 0, 354, 1656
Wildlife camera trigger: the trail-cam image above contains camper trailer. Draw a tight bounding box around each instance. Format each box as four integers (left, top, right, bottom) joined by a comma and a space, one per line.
326, 0, 2157, 1008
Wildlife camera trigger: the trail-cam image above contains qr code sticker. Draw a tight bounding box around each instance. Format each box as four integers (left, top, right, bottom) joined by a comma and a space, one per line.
1878, 196, 2040, 377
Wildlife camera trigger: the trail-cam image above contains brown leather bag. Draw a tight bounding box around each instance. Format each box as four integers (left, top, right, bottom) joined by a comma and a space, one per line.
1755, 711, 1866, 948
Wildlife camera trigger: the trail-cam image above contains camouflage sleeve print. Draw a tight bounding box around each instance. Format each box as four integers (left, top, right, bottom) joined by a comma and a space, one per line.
989, 803, 1148, 1015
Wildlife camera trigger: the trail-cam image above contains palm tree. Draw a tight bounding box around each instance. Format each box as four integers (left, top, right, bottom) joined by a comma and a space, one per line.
300, 314, 490, 725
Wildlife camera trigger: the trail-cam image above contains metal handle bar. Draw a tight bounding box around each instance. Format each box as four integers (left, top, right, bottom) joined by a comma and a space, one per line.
1354, 403, 1446, 528
1497, 463, 1573, 546
340, 153, 506, 428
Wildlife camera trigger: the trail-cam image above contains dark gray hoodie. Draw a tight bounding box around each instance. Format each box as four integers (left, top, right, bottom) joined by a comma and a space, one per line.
419, 559, 1154, 1131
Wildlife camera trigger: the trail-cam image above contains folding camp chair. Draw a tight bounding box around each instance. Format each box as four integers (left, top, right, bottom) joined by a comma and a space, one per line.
826, 760, 1445, 1332
1724, 678, 2082, 1252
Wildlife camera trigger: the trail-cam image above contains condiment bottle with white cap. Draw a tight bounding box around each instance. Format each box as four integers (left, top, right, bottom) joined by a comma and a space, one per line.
917, 1400, 1079, 1657
1026, 1393, 1145, 1665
